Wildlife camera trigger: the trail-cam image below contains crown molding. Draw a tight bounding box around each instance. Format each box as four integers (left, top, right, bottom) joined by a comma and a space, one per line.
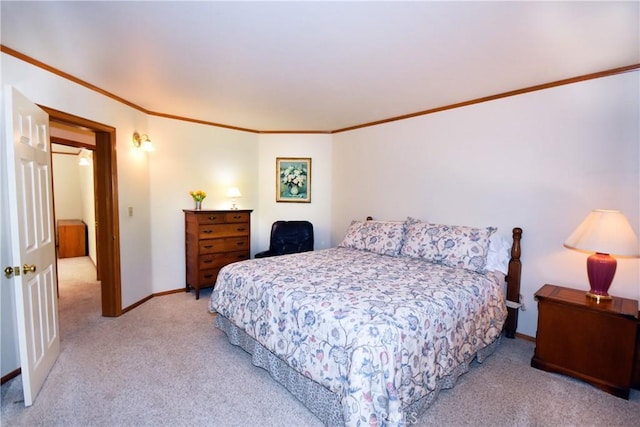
3, 45, 637, 135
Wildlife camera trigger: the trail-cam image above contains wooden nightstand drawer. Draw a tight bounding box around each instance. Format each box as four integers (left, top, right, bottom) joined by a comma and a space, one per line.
532, 284, 638, 399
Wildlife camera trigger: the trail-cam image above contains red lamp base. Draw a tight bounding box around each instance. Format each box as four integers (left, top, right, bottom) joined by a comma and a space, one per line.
586, 252, 616, 302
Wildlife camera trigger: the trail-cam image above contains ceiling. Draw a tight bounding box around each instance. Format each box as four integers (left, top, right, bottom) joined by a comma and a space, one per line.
1, 1, 638, 132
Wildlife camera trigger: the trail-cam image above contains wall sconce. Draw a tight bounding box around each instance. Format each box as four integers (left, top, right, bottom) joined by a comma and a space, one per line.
132, 132, 155, 152
564, 209, 639, 301
78, 148, 92, 166
226, 187, 242, 210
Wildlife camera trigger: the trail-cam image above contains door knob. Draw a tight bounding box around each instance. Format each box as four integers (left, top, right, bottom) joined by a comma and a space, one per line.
4, 266, 16, 278
22, 264, 36, 274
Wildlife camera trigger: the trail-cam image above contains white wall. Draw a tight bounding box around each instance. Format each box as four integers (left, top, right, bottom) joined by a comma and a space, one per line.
257, 134, 333, 253
332, 71, 640, 338
78, 154, 97, 263
52, 153, 83, 220
146, 128, 335, 295
146, 125, 336, 296
147, 116, 259, 293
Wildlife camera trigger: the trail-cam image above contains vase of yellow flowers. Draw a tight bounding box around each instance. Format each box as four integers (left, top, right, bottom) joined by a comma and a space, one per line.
189, 190, 206, 210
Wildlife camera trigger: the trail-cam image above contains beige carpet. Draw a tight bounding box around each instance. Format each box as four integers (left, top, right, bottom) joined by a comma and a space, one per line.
1, 256, 638, 426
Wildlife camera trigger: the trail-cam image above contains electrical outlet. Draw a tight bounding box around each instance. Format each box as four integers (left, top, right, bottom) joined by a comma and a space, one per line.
128, 206, 133, 217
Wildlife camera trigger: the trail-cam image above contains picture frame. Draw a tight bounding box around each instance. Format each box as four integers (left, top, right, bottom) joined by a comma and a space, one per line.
276, 157, 311, 203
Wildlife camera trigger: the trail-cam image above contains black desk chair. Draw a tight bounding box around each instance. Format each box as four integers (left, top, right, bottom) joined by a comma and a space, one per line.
254, 220, 314, 258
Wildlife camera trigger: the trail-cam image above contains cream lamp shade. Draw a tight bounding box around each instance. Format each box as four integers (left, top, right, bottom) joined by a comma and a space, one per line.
563, 210, 639, 257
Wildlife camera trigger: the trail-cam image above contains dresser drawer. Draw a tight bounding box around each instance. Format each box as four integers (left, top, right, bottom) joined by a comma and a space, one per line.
198, 268, 220, 284
198, 223, 250, 239
199, 251, 250, 269
199, 236, 249, 254
225, 211, 250, 223
193, 212, 226, 225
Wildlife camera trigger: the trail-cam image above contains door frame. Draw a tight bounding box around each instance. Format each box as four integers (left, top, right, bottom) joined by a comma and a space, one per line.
40, 106, 122, 317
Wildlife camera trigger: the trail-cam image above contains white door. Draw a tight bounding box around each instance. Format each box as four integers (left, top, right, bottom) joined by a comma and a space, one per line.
2, 86, 60, 406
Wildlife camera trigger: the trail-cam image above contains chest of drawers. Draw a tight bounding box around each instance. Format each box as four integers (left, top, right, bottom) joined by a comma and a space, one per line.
184, 209, 252, 299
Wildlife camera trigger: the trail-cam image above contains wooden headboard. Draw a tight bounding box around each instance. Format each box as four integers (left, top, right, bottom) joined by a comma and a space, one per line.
504, 227, 523, 338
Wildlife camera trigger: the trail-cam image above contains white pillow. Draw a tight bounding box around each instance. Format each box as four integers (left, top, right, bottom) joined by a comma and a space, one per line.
486, 234, 511, 275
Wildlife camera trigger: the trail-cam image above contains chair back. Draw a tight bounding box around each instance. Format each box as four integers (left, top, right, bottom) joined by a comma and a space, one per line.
269, 220, 314, 255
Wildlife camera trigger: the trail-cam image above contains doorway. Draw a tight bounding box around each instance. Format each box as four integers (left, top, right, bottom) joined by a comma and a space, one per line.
51, 138, 98, 323
41, 106, 122, 317
51, 127, 96, 265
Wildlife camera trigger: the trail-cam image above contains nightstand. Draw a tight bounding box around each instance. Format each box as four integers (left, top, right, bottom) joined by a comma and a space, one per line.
531, 284, 638, 399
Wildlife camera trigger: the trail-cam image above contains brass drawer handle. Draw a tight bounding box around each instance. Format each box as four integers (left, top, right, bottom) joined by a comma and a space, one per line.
233, 215, 242, 219
203, 230, 213, 234
203, 260, 213, 264
203, 274, 214, 279
203, 245, 214, 249
236, 242, 246, 246
236, 228, 246, 232
207, 216, 218, 220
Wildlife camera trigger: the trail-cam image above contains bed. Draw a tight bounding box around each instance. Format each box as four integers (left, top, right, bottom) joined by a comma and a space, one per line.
209, 218, 523, 426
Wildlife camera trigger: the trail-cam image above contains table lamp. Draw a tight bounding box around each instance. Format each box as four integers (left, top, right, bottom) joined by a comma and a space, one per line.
226, 187, 242, 210
563, 209, 639, 301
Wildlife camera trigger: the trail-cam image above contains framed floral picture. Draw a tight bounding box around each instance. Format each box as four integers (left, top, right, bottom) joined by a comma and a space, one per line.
276, 157, 311, 203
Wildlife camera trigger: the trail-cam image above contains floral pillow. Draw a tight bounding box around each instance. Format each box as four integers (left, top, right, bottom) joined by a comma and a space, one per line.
400, 218, 496, 273
338, 220, 406, 256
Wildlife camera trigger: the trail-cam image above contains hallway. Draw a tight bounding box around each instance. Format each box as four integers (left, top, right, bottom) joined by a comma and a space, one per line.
56, 256, 101, 346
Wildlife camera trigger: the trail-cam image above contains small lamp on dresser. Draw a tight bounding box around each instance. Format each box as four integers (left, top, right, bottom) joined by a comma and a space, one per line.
563, 209, 639, 301
226, 187, 242, 210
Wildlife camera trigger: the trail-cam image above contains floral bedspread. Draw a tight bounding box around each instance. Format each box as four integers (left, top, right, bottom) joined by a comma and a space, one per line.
209, 248, 507, 426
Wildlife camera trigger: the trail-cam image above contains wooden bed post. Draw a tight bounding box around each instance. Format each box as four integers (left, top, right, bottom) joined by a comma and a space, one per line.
504, 227, 523, 338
